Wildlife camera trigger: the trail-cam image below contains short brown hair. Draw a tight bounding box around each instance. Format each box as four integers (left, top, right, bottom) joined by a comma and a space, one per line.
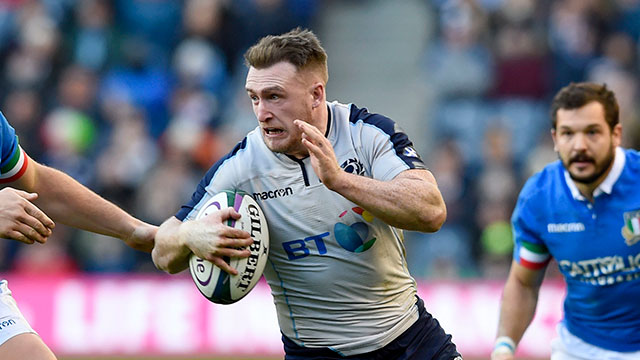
244, 27, 328, 84
550, 82, 619, 130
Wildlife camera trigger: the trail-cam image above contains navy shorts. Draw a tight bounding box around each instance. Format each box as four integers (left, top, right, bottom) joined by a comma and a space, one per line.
282, 296, 462, 360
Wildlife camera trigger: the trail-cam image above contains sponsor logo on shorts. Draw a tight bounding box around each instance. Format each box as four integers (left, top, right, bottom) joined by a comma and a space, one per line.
253, 187, 293, 201
0, 319, 16, 331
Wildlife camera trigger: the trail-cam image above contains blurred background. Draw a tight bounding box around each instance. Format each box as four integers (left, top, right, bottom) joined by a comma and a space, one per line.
1, 0, 639, 358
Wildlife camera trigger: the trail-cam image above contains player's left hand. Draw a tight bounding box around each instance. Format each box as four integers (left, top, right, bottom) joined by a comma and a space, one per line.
294, 119, 343, 189
124, 222, 157, 252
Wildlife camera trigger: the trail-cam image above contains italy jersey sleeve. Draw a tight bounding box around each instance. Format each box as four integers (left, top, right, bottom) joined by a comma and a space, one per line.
347, 105, 426, 181
0, 112, 28, 184
511, 179, 551, 270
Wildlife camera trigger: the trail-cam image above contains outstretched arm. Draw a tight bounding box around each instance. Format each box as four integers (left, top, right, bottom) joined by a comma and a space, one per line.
9, 155, 156, 252
491, 260, 546, 360
295, 119, 446, 232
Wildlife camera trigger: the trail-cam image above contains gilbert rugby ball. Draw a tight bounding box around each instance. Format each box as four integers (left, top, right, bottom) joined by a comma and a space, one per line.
188, 190, 269, 304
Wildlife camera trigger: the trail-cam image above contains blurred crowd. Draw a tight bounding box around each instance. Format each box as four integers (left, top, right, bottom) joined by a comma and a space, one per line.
1, 0, 640, 279
406, 0, 640, 280
0, 0, 318, 273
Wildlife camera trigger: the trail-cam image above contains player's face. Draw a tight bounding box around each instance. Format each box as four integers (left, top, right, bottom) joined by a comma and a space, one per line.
245, 62, 314, 158
552, 101, 621, 185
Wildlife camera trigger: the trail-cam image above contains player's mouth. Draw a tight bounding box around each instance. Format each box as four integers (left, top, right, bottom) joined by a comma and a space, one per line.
570, 154, 594, 167
264, 127, 285, 137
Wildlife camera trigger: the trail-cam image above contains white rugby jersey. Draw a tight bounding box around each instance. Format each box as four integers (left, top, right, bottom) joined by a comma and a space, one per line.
176, 101, 428, 356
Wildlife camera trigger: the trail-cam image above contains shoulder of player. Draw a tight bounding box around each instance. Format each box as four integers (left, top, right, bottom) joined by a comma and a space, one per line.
518, 161, 564, 206
199, 132, 265, 189
622, 147, 640, 170
0, 111, 10, 129
206, 135, 255, 176
0, 111, 15, 144
0, 113, 18, 165
614, 148, 640, 189
332, 101, 408, 146
343, 102, 396, 131
219, 130, 265, 160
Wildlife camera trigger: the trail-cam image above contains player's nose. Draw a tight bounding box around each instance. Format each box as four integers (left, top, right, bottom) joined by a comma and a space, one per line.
255, 101, 273, 123
572, 133, 588, 151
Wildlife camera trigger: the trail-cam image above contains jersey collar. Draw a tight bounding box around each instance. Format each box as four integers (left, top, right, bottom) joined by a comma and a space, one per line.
325, 103, 332, 138
564, 146, 625, 200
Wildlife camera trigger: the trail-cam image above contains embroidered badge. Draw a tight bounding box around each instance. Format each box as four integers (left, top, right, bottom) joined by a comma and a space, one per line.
340, 158, 365, 176
621, 209, 640, 246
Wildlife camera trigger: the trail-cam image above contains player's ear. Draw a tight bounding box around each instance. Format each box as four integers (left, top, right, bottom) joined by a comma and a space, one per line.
612, 123, 622, 147
550, 129, 558, 152
310, 82, 324, 109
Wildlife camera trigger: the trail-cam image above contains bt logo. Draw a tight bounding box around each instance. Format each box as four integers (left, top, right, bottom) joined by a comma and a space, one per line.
282, 207, 377, 260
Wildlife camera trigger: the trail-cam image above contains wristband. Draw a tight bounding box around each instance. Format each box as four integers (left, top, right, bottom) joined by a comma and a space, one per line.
493, 336, 516, 355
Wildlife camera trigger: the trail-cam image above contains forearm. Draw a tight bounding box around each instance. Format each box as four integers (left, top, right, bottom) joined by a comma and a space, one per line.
496, 268, 542, 345
152, 217, 190, 274
31, 164, 141, 240
327, 169, 446, 232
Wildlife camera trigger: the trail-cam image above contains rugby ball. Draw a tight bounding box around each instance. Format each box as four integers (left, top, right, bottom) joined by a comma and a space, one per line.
188, 190, 269, 304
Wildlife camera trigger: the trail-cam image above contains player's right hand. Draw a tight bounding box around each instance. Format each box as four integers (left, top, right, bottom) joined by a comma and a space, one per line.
0, 187, 55, 244
295, 119, 343, 189
182, 207, 253, 275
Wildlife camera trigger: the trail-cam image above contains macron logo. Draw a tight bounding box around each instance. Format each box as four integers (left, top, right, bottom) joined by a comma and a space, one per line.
253, 187, 293, 201
547, 222, 585, 233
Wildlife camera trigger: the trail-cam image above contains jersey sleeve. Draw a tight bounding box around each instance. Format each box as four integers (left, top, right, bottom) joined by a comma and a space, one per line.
511, 186, 551, 270
349, 105, 426, 181
0, 112, 29, 184
175, 138, 246, 221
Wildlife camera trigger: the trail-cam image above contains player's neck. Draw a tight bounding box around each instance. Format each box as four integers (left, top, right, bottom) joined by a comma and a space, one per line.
574, 162, 614, 203
314, 102, 329, 136
576, 183, 597, 202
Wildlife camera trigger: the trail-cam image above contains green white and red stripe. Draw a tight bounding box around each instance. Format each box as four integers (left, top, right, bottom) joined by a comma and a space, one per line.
518, 242, 550, 270
626, 216, 640, 235
0, 146, 28, 183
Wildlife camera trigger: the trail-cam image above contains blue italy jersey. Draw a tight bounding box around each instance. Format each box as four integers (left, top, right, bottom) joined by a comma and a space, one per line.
0, 111, 27, 183
176, 101, 426, 356
512, 147, 640, 352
